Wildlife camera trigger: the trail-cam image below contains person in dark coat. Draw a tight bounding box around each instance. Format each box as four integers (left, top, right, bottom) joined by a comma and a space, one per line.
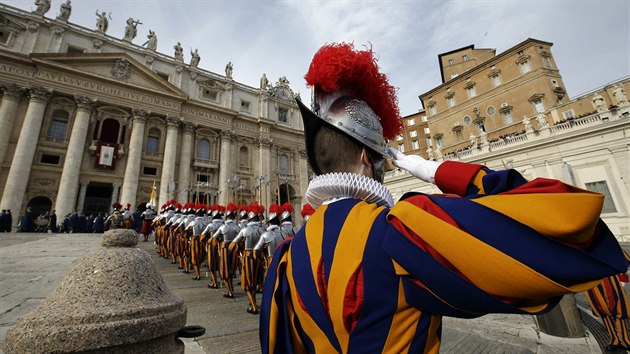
6, 210, 12, 232
93, 213, 105, 233
0, 210, 6, 232
132, 209, 143, 232
86, 214, 95, 233
69, 211, 78, 233
20, 207, 34, 232
61, 214, 71, 233
49, 210, 58, 233
78, 212, 87, 233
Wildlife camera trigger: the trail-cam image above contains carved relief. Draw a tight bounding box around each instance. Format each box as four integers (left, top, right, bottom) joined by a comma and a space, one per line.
131, 108, 148, 123
36, 178, 55, 186
75, 95, 95, 111
165, 115, 181, 128
219, 130, 232, 140
1, 83, 25, 100
27, 21, 39, 32
92, 39, 103, 50
111, 58, 131, 81
183, 122, 196, 133
51, 25, 64, 37
257, 137, 273, 149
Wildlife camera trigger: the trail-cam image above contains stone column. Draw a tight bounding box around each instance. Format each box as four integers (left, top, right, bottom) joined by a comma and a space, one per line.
0, 84, 24, 167
76, 181, 89, 212
217, 130, 232, 206
258, 137, 272, 209
54, 96, 94, 218
111, 183, 121, 210
120, 109, 148, 207
176, 122, 195, 203
0, 86, 51, 215
158, 116, 180, 208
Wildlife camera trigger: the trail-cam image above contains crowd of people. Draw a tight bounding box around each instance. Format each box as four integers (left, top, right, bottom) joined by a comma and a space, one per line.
149, 200, 314, 315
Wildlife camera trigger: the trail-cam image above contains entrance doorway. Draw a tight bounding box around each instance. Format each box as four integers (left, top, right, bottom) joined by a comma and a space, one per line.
84, 183, 113, 216
276, 183, 296, 205
26, 196, 52, 218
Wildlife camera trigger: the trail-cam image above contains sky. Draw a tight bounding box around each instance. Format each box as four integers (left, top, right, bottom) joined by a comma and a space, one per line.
4, 0, 629, 116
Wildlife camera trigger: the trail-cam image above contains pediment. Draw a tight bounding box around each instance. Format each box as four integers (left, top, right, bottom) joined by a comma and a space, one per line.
30, 52, 187, 99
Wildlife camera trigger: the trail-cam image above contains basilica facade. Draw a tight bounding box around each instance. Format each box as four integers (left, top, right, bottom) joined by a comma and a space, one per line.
0, 3, 309, 224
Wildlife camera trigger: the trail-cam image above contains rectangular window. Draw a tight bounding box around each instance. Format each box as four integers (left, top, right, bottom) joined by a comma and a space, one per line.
423, 127, 430, 135
502, 111, 513, 124
463, 55, 468, 62
143, 167, 158, 176
409, 130, 417, 138
202, 89, 218, 101
563, 110, 575, 119
426, 137, 433, 147
396, 135, 403, 141
397, 143, 405, 153
585, 181, 617, 213
40, 154, 60, 165
544, 56, 552, 68
436, 137, 443, 149
448, 59, 454, 65
520, 60, 531, 74
197, 174, 209, 183
240, 100, 250, 112
533, 99, 545, 113
492, 75, 501, 87
428, 105, 437, 115
411, 140, 420, 150
407, 118, 415, 126
157, 72, 170, 81
421, 115, 428, 122
67, 45, 85, 54
146, 136, 160, 154
466, 86, 476, 99
447, 96, 455, 108
278, 108, 288, 123
48, 119, 67, 139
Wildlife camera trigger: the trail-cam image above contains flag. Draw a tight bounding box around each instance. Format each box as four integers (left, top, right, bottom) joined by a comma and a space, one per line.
148, 181, 157, 209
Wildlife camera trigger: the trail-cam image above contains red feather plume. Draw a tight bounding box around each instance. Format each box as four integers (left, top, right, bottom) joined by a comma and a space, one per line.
301, 203, 316, 218
304, 42, 403, 140
281, 202, 293, 214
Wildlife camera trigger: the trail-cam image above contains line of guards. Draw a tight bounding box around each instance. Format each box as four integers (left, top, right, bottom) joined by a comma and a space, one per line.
146, 200, 315, 315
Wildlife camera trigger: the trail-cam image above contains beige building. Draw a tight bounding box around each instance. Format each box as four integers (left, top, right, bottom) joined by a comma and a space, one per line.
0, 3, 309, 224
393, 110, 431, 157
389, 35, 630, 240
419, 38, 568, 158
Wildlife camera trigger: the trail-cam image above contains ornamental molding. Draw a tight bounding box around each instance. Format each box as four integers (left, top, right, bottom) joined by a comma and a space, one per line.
28, 85, 52, 103
131, 108, 149, 122
219, 130, 232, 140
165, 115, 181, 128
1, 83, 25, 99
75, 95, 96, 111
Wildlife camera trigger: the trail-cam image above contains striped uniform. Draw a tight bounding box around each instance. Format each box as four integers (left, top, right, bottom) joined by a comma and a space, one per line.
585, 251, 630, 348
260, 161, 628, 353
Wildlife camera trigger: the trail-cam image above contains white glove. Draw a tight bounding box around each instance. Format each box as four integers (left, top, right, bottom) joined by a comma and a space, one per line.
386, 147, 441, 184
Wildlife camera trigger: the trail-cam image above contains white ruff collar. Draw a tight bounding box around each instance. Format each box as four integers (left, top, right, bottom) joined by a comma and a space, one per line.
305, 173, 394, 209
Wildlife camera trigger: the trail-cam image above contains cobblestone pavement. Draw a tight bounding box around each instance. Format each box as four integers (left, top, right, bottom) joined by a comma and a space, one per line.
1, 232, 615, 353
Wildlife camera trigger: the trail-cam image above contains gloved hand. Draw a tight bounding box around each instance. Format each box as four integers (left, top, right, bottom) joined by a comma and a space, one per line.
386, 147, 441, 184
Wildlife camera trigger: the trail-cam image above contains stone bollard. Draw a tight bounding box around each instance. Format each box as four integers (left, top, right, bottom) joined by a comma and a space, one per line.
3, 229, 195, 353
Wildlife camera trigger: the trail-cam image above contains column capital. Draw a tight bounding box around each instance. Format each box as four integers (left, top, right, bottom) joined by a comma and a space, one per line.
220, 130, 233, 141
257, 137, 273, 149
1, 83, 25, 100
165, 115, 181, 128
75, 95, 96, 112
131, 108, 149, 123
298, 148, 307, 158
182, 121, 196, 133
27, 85, 52, 104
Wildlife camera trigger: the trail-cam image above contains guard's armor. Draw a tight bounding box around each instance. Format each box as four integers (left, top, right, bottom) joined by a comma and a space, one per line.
255, 225, 282, 256
122, 210, 133, 221
202, 219, 223, 238
239, 219, 248, 229
188, 216, 207, 236
234, 222, 262, 250
181, 215, 195, 232
141, 209, 156, 221
166, 213, 182, 226
215, 220, 239, 242
281, 221, 296, 238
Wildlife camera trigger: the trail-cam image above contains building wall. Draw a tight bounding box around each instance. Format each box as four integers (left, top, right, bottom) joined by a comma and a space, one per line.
0, 4, 309, 224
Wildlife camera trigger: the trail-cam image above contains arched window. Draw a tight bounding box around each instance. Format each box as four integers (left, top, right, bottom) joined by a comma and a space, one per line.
146, 128, 161, 154
239, 146, 249, 167
47, 109, 69, 139
99, 118, 120, 144
197, 138, 211, 160
279, 154, 289, 174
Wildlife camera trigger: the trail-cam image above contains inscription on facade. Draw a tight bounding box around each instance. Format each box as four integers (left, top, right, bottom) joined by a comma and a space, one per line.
234, 121, 257, 133
0, 64, 181, 110
181, 108, 231, 126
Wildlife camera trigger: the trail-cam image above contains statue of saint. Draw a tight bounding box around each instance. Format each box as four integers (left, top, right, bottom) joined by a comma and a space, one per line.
123, 17, 141, 42
173, 42, 184, 61
95, 10, 109, 33
469, 133, 477, 147
260, 73, 269, 90
190, 49, 201, 68
225, 61, 233, 79
34, 0, 51, 16
426, 146, 434, 160
479, 130, 488, 145
612, 84, 629, 107
57, 0, 71, 21
592, 93, 606, 113
536, 113, 549, 128
523, 116, 533, 133
145, 30, 157, 51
